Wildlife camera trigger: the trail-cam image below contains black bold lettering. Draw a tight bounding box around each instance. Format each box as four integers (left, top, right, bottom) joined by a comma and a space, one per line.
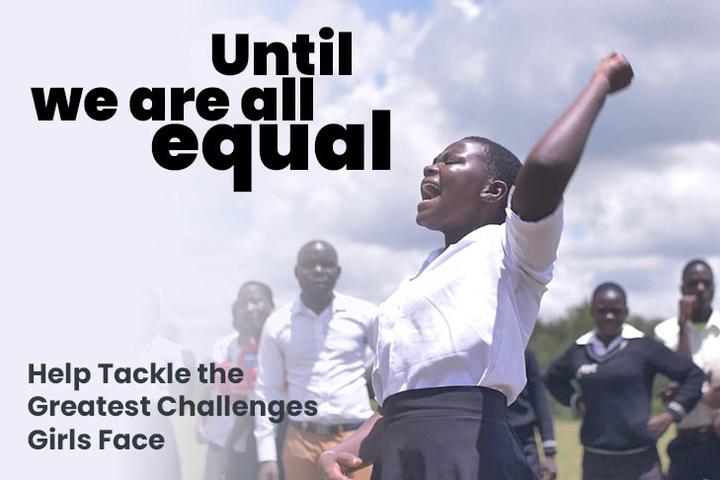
31, 88, 83, 121
299, 78, 313, 121
170, 88, 195, 122
319, 27, 334, 75
28, 430, 47, 450
84, 87, 117, 121
304, 400, 318, 416
339, 31, 352, 75
315, 124, 364, 170
152, 124, 198, 171
287, 400, 303, 416
201, 124, 252, 192
241, 87, 277, 121
28, 363, 46, 384
253, 42, 290, 75
281, 77, 296, 121
212, 34, 249, 75
259, 124, 308, 170
129, 87, 166, 121
196, 88, 229, 121
372, 110, 391, 170
292, 34, 315, 75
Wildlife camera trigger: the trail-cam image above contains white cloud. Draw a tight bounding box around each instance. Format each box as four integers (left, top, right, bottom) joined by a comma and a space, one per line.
4, 0, 720, 407
450, 0, 483, 21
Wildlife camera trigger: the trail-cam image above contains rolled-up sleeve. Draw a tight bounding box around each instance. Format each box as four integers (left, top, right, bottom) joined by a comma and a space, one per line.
504, 202, 563, 285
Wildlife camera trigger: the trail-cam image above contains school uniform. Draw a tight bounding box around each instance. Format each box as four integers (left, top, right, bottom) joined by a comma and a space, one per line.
545, 324, 705, 480
508, 350, 557, 477
203, 334, 259, 480
254, 293, 376, 480
654, 310, 720, 480
370, 204, 563, 480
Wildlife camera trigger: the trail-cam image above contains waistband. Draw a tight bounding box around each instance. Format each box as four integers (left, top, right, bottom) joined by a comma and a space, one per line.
677, 426, 718, 441
381, 386, 507, 423
584, 445, 652, 456
289, 420, 363, 436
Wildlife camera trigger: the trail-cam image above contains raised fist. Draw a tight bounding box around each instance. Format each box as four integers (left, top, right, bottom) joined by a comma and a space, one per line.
594, 52, 633, 94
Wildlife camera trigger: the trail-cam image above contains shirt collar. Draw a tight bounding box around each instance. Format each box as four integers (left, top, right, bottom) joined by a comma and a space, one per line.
291, 291, 346, 316
576, 323, 645, 345
414, 248, 444, 278
413, 224, 502, 279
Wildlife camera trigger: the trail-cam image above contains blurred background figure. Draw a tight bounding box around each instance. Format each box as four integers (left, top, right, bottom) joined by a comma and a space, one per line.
199, 281, 274, 480
255, 240, 376, 480
131, 289, 196, 480
508, 349, 558, 480
654, 259, 720, 480
546, 282, 704, 480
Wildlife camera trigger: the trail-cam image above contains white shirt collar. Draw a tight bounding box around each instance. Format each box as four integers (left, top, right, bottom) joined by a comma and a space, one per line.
576, 323, 645, 345
291, 291, 352, 316
413, 223, 504, 279
576, 324, 645, 358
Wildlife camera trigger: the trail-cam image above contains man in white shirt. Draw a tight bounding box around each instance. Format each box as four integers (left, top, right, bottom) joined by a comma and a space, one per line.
654, 259, 720, 480
255, 240, 376, 480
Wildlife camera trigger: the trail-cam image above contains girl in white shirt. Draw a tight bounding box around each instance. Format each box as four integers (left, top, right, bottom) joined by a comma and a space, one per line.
319, 53, 634, 480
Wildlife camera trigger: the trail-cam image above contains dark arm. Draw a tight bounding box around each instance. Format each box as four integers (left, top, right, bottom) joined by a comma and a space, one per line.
676, 295, 696, 358
512, 53, 633, 221
545, 347, 582, 412
646, 338, 705, 420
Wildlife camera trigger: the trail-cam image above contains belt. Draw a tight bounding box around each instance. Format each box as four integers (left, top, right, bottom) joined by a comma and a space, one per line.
677, 426, 718, 441
289, 420, 363, 436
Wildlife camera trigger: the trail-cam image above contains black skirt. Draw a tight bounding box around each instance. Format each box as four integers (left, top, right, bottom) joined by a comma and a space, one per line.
370, 386, 537, 480
582, 448, 662, 480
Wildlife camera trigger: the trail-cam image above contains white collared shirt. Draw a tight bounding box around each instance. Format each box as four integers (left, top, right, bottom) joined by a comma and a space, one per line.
254, 292, 376, 462
654, 309, 720, 428
372, 205, 563, 406
204, 335, 255, 452
576, 324, 645, 358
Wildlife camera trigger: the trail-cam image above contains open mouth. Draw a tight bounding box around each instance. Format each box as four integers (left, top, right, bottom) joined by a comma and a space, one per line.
421, 180, 441, 200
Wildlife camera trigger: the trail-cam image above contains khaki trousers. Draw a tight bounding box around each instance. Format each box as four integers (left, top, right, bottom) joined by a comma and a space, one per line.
281, 425, 372, 480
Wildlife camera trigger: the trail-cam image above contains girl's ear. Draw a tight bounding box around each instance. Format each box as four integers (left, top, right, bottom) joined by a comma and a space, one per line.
480, 179, 509, 204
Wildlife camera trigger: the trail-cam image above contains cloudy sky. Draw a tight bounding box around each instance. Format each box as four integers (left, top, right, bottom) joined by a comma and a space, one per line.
4, 0, 720, 477
5, 0, 720, 357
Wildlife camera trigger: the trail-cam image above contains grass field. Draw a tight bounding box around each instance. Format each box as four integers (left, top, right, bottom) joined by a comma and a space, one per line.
174, 418, 674, 480
553, 419, 671, 479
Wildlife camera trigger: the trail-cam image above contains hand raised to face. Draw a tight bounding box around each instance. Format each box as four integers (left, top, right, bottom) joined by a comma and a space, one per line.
678, 294, 697, 324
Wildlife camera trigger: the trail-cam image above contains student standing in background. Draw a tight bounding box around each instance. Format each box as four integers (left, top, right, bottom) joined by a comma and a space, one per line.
200, 282, 274, 480
255, 240, 376, 480
654, 259, 720, 480
546, 282, 704, 480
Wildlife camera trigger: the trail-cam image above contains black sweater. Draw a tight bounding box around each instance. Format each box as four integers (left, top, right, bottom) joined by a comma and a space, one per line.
508, 350, 556, 455
545, 333, 704, 452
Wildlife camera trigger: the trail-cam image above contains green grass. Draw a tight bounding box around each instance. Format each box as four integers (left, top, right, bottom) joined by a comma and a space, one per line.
554, 420, 582, 479
552, 419, 672, 479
